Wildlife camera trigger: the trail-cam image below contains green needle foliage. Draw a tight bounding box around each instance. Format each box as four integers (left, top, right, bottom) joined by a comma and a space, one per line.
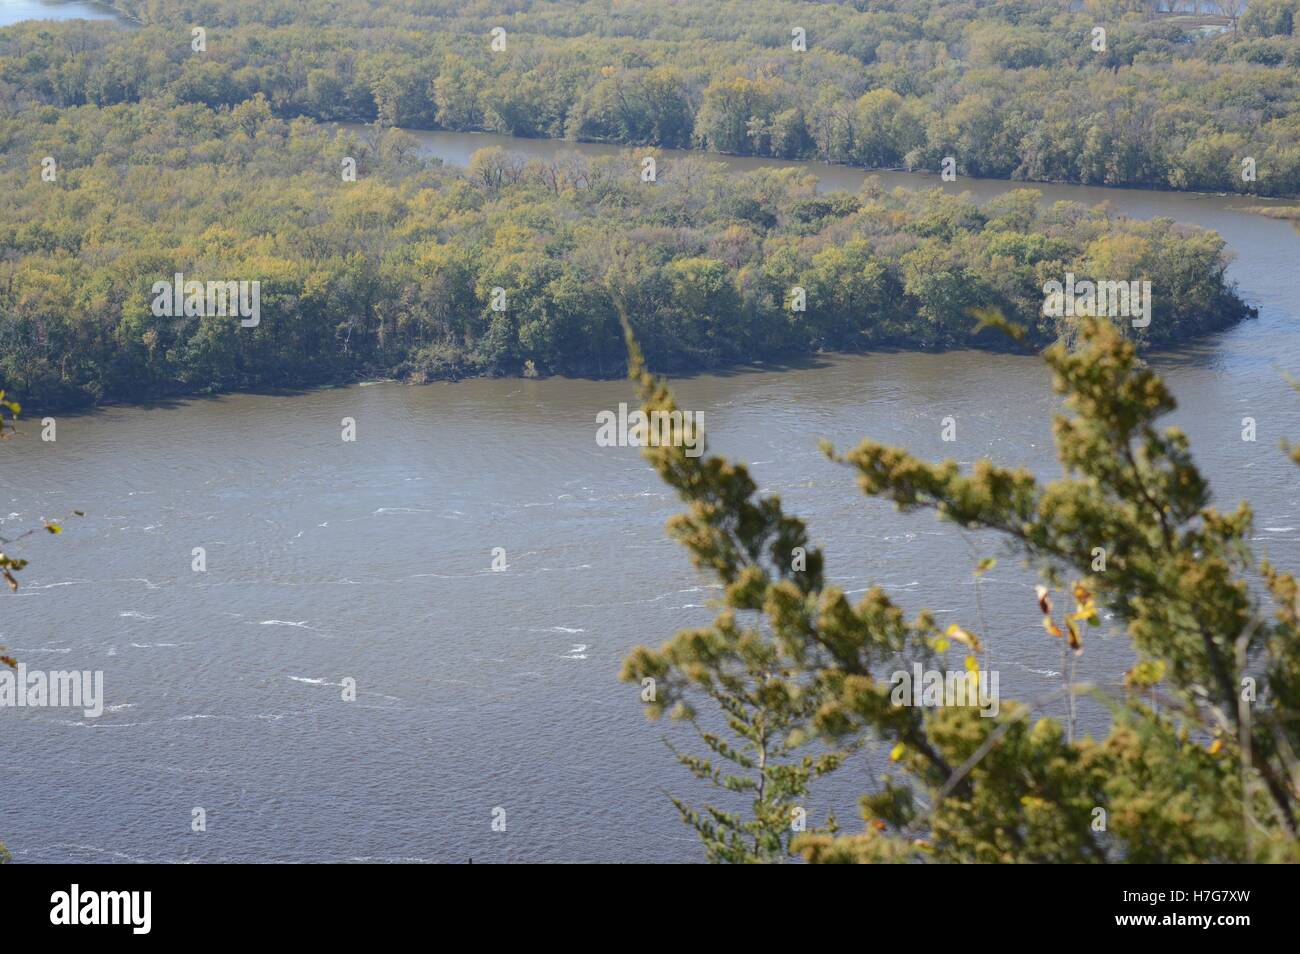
616, 316, 850, 862
621, 315, 1300, 863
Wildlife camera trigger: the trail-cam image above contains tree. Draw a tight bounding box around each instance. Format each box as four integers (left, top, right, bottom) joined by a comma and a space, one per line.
641, 66, 695, 149
1241, 0, 1297, 36
467, 146, 526, 193
694, 77, 776, 155
230, 92, 273, 137
1216, 0, 1247, 29
432, 55, 485, 130
616, 320, 846, 862
622, 316, 1300, 863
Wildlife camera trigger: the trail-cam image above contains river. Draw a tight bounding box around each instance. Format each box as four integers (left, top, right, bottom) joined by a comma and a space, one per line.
3, 7, 1299, 863
0, 0, 130, 25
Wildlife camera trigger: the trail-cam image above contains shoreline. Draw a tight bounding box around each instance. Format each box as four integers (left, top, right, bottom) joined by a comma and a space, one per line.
17, 316, 1254, 416
347, 122, 1300, 203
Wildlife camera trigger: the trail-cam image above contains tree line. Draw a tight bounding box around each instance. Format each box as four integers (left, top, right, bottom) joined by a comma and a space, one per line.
0, 100, 1252, 408
2, 0, 1299, 195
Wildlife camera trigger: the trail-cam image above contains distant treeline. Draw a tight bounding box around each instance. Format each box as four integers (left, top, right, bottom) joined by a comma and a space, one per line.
1, 0, 1299, 195
0, 102, 1252, 408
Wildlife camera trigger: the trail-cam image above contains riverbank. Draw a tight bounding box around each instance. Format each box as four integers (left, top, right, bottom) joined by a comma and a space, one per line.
362, 121, 1300, 206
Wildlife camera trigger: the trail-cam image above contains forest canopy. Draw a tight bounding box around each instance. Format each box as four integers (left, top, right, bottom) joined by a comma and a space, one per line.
0, 0, 1298, 195
0, 100, 1252, 408
0, 1, 1286, 407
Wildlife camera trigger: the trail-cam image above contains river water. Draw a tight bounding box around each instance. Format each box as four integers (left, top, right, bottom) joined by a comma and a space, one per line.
3, 8, 1299, 863
0, 0, 128, 25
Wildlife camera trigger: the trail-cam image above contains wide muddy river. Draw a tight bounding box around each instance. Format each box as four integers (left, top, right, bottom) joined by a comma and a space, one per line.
3, 5, 1299, 862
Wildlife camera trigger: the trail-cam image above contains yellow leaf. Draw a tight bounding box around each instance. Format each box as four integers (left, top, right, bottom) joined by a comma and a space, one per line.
1068, 600, 1096, 621
945, 623, 983, 653
889, 743, 906, 762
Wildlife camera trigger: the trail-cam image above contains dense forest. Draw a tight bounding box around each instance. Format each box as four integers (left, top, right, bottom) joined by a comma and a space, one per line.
0, 0, 1289, 407
0, 100, 1251, 408
1, 0, 1298, 195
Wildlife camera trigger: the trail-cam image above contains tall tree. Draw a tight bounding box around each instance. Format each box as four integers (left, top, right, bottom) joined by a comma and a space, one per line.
622, 317, 1300, 862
